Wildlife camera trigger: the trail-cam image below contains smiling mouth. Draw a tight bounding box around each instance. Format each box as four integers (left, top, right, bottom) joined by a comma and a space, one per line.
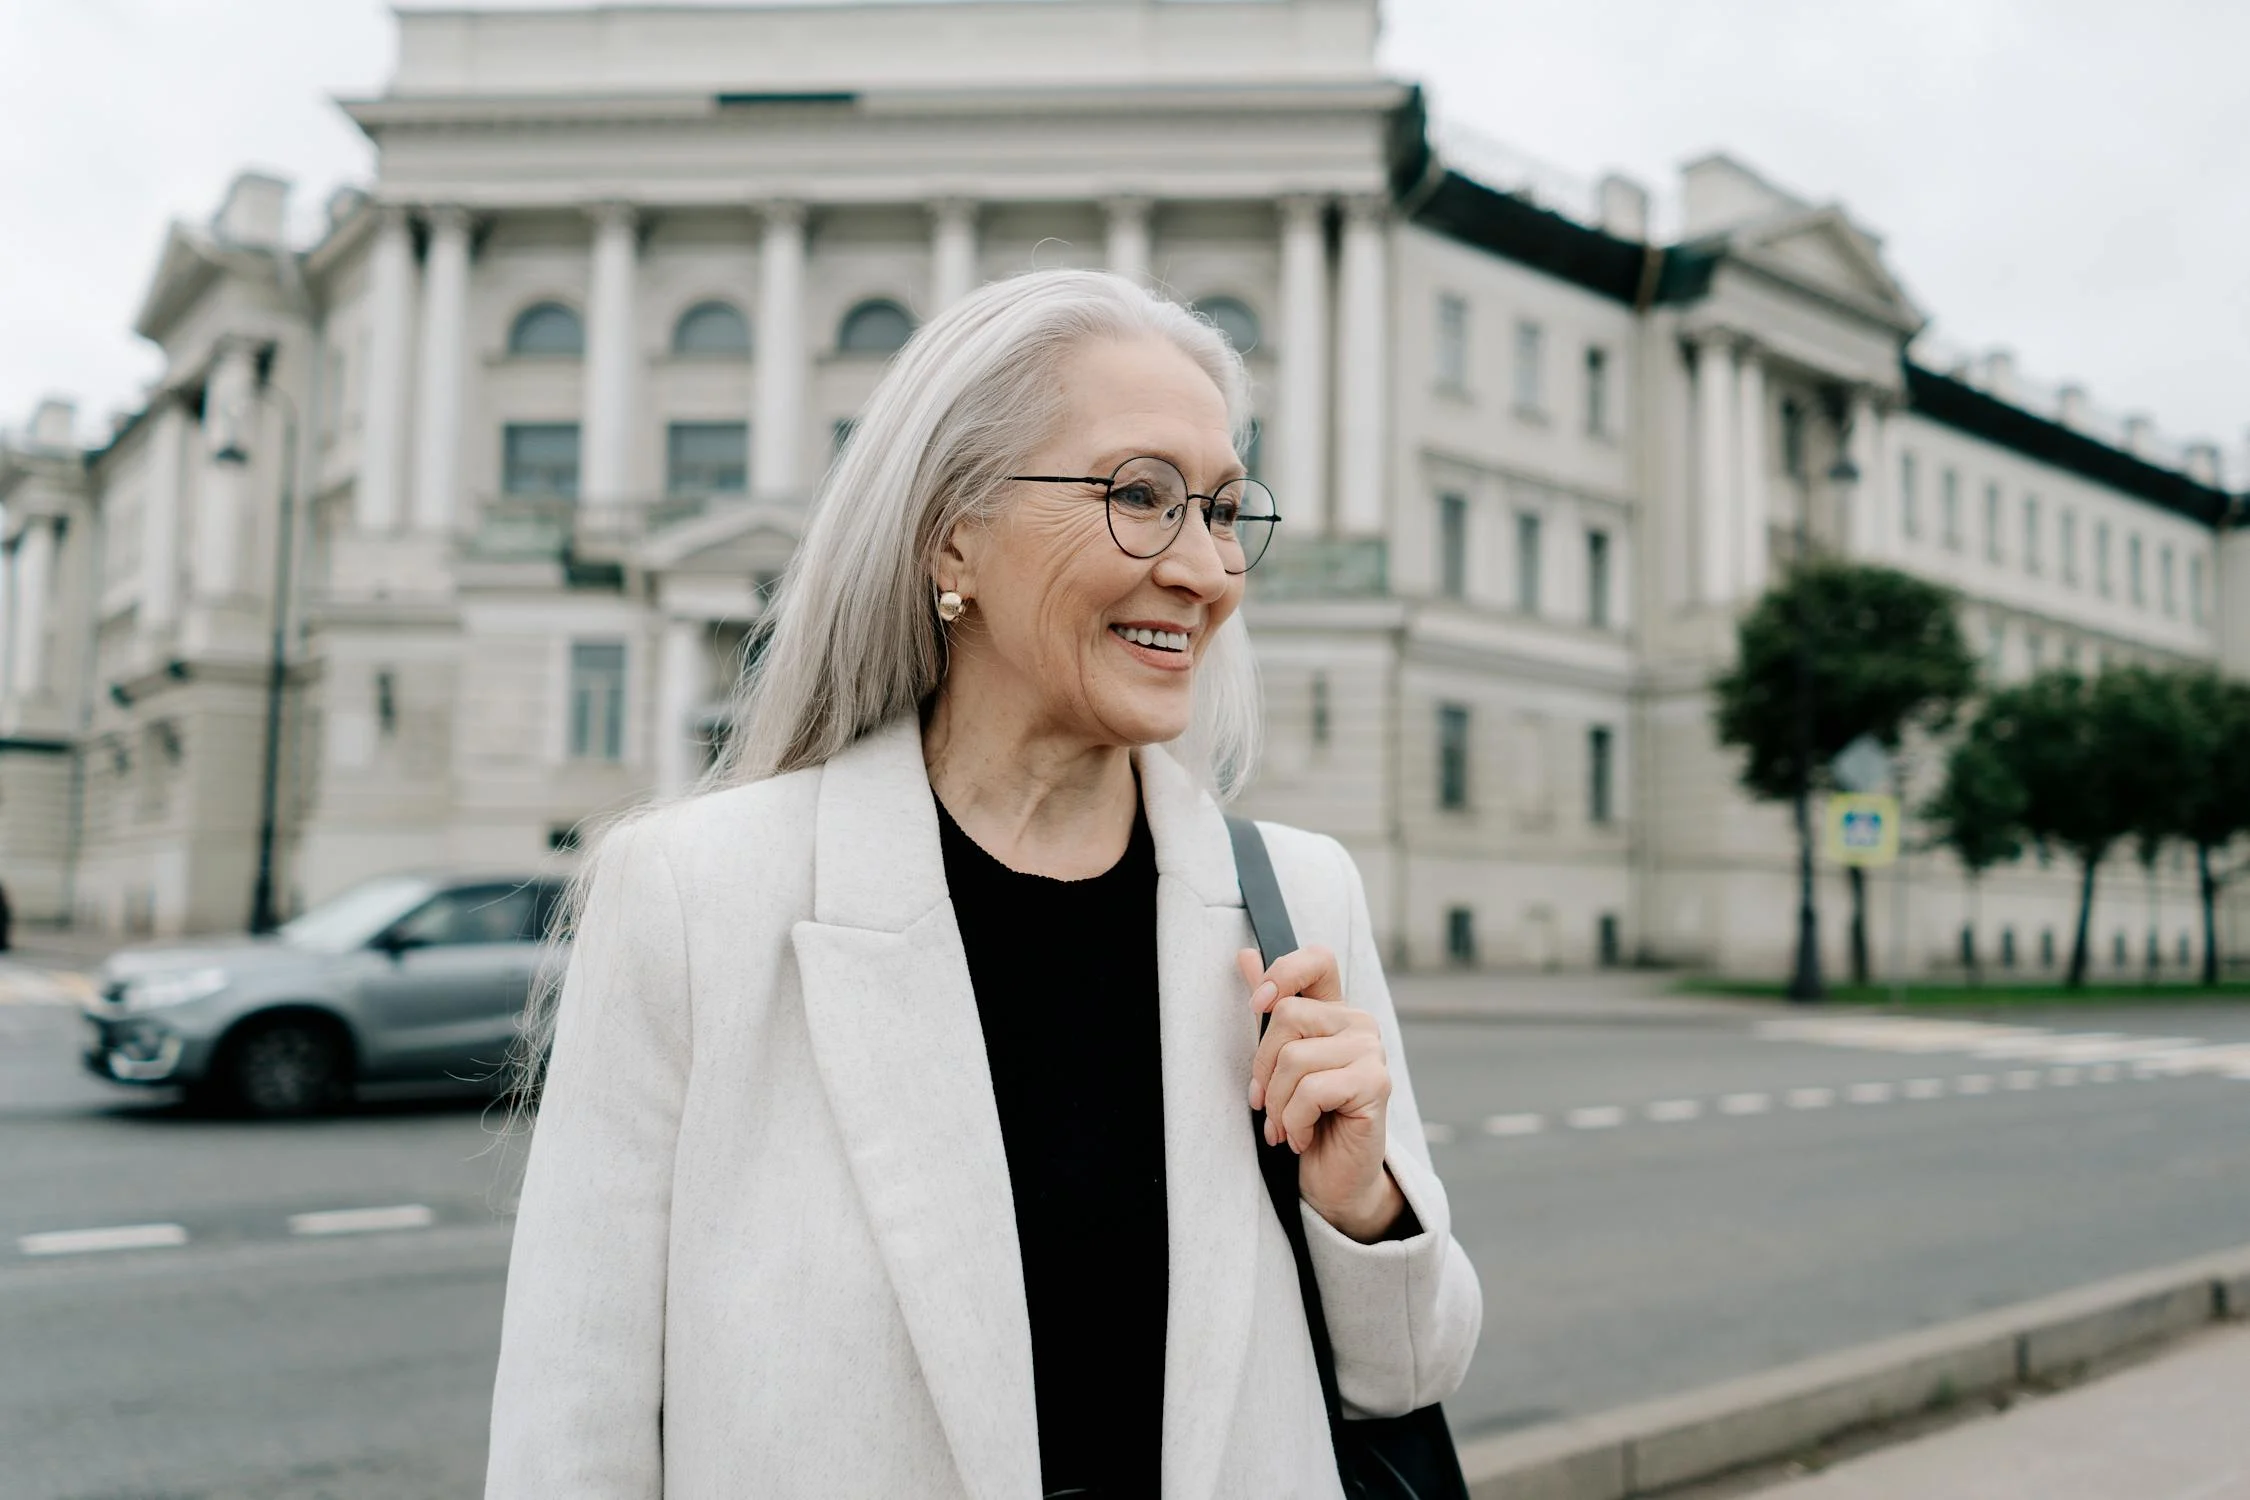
1110, 625, 1190, 653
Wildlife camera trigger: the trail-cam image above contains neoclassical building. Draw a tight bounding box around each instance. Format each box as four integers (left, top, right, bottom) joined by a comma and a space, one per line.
4, 0, 2244, 978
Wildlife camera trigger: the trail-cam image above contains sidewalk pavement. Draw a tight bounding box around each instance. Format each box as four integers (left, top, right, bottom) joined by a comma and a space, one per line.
1388, 969, 1771, 1025
1755, 1321, 2250, 1500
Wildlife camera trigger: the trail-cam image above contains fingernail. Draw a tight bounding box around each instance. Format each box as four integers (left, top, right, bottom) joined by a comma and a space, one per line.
1248, 1079, 1263, 1109
1253, 981, 1277, 1009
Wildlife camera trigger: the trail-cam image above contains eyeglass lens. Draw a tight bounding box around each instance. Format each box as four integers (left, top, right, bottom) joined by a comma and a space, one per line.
1103, 456, 1279, 574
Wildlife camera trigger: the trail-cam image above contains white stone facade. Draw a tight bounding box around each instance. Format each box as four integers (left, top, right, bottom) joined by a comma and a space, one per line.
3, 0, 2243, 981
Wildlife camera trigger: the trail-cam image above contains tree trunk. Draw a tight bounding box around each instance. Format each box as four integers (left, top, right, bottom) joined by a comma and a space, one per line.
2145, 857, 2160, 986
1966, 875, 1982, 986
2068, 856, 2098, 989
2199, 843, 2220, 987
1848, 865, 1869, 988
1789, 778, 1824, 1001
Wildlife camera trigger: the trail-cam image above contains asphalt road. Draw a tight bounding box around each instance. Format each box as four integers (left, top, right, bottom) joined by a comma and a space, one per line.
5, 969, 2250, 1497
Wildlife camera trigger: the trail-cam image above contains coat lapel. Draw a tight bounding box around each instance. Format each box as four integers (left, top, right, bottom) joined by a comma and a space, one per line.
1138, 746, 1265, 1500
791, 718, 1039, 1500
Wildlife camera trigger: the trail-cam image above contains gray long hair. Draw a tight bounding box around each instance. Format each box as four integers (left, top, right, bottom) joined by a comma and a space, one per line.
496, 269, 1264, 1162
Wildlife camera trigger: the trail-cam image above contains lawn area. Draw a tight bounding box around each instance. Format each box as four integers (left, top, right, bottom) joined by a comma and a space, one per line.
1673, 975, 2250, 1008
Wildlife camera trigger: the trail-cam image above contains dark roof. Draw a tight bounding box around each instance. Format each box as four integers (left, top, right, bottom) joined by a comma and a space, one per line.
1405, 168, 1650, 306
1903, 364, 2233, 528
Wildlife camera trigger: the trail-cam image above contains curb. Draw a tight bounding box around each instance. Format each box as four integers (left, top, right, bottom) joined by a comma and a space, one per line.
1458, 1243, 2250, 1499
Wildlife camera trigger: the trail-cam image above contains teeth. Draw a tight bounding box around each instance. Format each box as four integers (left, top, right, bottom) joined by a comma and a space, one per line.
1115, 626, 1188, 651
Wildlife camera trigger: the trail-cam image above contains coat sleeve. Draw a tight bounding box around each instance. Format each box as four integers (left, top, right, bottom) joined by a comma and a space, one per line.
486, 817, 691, 1498
1296, 836, 1484, 1419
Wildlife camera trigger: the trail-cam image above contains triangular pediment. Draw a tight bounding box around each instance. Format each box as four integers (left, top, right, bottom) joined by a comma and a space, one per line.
132, 224, 226, 343
641, 498, 804, 574
1731, 206, 1925, 333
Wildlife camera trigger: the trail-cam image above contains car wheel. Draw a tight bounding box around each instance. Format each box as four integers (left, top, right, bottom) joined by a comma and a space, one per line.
223, 1019, 347, 1118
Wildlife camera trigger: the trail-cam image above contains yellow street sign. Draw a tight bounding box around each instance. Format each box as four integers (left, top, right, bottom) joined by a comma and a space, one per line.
1826, 793, 1899, 867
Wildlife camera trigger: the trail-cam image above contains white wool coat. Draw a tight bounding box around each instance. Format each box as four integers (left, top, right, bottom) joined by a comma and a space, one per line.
486, 717, 1482, 1499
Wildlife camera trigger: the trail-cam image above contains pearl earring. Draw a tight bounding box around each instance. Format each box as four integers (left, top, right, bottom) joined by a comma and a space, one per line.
935, 589, 966, 622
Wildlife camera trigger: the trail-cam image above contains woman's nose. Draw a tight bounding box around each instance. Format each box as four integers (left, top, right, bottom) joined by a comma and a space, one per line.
1155, 503, 1232, 597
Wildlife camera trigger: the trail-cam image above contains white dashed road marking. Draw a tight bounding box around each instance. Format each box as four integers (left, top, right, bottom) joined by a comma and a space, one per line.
1846, 1081, 1895, 1104
1956, 1074, 1995, 1094
1421, 1120, 1456, 1145
1902, 1078, 1946, 1099
1566, 1106, 1626, 1131
1483, 1112, 1546, 1137
1646, 1099, 1702, 1123
1787, 1087, 1836, 1110
1720, 1092, 1772, 1115
288, 1204, 436, 1237
2004, 1070, 2042, 1090
19, 1223, 189, 1257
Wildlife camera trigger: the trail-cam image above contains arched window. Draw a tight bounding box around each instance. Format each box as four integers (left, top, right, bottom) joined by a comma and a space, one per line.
837, 299, 916, 355
508, 301, 584, 357
1196, 296, 1261, 355
673, 300, 751, 356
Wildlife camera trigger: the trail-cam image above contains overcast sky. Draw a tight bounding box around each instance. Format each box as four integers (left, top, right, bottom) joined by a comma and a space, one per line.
4, 0, 2244, 476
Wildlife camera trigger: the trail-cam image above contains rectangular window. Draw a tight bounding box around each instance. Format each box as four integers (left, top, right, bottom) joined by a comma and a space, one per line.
1984, 482, 2003, 563
2160, 544, 2176, 616
2026, 631, 2044, 672
1587, 725, 1614, 826
1437, 492, 1468, 599
1585, 346, 1610, 436
2060, 509, 2078, 584
666, 421, 748, 497
2096, 521, 2112, 596
2063, 639, 2082, 673
2191, 554, 2206, 625
1515, 510, 1543, 615
1586, 529, 1612, 629
1437, 703, 1470, 811
1941, 468, 1961, 550
1899, 452, 1920, 539
1512, 320, 1544, 413
1310, 671, 1330, 748
1986, 621, 2006, 676
1445, 907, 1477, 966
503, 422, 581, 498
1435, 294, 1469, 392
567, 641, 627, 763
2129, 534, 2145, 606
2023, 495, 2042, 576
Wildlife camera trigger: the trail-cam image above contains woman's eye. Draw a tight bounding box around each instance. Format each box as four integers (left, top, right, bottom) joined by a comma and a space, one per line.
1111, 482, 1165, 514
1209, 500, 1241, 530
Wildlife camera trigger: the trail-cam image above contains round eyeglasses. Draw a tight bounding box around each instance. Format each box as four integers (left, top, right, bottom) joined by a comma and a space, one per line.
1005, 456, 1281, 575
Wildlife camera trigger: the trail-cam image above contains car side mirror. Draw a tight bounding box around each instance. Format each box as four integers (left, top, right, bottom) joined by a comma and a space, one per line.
372, 929, 423, 958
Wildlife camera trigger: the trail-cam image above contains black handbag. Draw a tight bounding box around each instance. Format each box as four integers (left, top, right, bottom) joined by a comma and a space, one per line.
1225, 817, 1472, 1500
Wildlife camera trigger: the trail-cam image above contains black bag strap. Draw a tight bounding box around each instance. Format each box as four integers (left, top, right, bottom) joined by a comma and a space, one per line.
1225, 815, 1348, 1444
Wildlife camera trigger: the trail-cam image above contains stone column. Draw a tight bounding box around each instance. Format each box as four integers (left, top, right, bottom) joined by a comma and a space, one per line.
141, 398, 187, 633
1275, 195, 1330, 533
7, 518, 53, 698
1332, 196, 1390, 538
1692, 336, 1737, 605
580, 203, 640, 520
754, 202, 808, 502
1846, 389, 1883, 558
1104, 197, 1152, 285
411, 205, 473, 534
930, 199, 978, 311
655, 616, 705, 796
195, 338, 258, 599
0, 538, 17, 703
356, 205, 416, 534
1734, 350, 1768, 599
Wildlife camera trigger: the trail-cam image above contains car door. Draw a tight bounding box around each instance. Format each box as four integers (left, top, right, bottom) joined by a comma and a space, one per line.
356, 882, 541, 1082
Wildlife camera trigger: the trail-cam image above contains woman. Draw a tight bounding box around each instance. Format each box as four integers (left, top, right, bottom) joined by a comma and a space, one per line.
487, 269, 1481, 1499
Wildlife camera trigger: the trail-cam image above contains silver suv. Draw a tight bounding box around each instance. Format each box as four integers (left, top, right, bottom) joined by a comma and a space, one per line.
81, 873, 567, 1117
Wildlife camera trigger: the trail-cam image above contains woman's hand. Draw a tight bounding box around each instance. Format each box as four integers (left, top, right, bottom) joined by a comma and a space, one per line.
1240, 946, 1407, 1243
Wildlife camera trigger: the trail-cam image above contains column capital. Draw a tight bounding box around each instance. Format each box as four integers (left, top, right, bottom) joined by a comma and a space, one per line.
1102, 193, 1152, 224
421, 203, 476, 237
759, 199, 808, 230
584, 200, 640, 235
929, 195, 977, 225
1277, 193, 1329, 228
1339, 193, 1388, 225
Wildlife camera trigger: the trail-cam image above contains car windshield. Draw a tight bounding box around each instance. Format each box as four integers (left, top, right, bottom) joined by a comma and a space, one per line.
276, 875, 438, 954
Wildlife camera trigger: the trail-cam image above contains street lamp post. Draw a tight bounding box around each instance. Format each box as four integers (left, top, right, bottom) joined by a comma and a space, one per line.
214, 381, 298, 935
1786, 425, 1863, 1003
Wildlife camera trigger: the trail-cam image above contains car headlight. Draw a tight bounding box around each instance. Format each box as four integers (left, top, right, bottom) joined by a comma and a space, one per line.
120, 967, 231, 1012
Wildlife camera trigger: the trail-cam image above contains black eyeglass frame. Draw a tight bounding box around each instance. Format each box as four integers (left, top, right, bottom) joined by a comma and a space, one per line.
1004, 456, 1283, 575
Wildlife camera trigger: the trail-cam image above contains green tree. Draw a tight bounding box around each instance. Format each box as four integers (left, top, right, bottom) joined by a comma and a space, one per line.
1925, 732, 2027, 984
2168, 671, 2250, 985
1977, 668, 2163, 987
1712, 561, 1978, 998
